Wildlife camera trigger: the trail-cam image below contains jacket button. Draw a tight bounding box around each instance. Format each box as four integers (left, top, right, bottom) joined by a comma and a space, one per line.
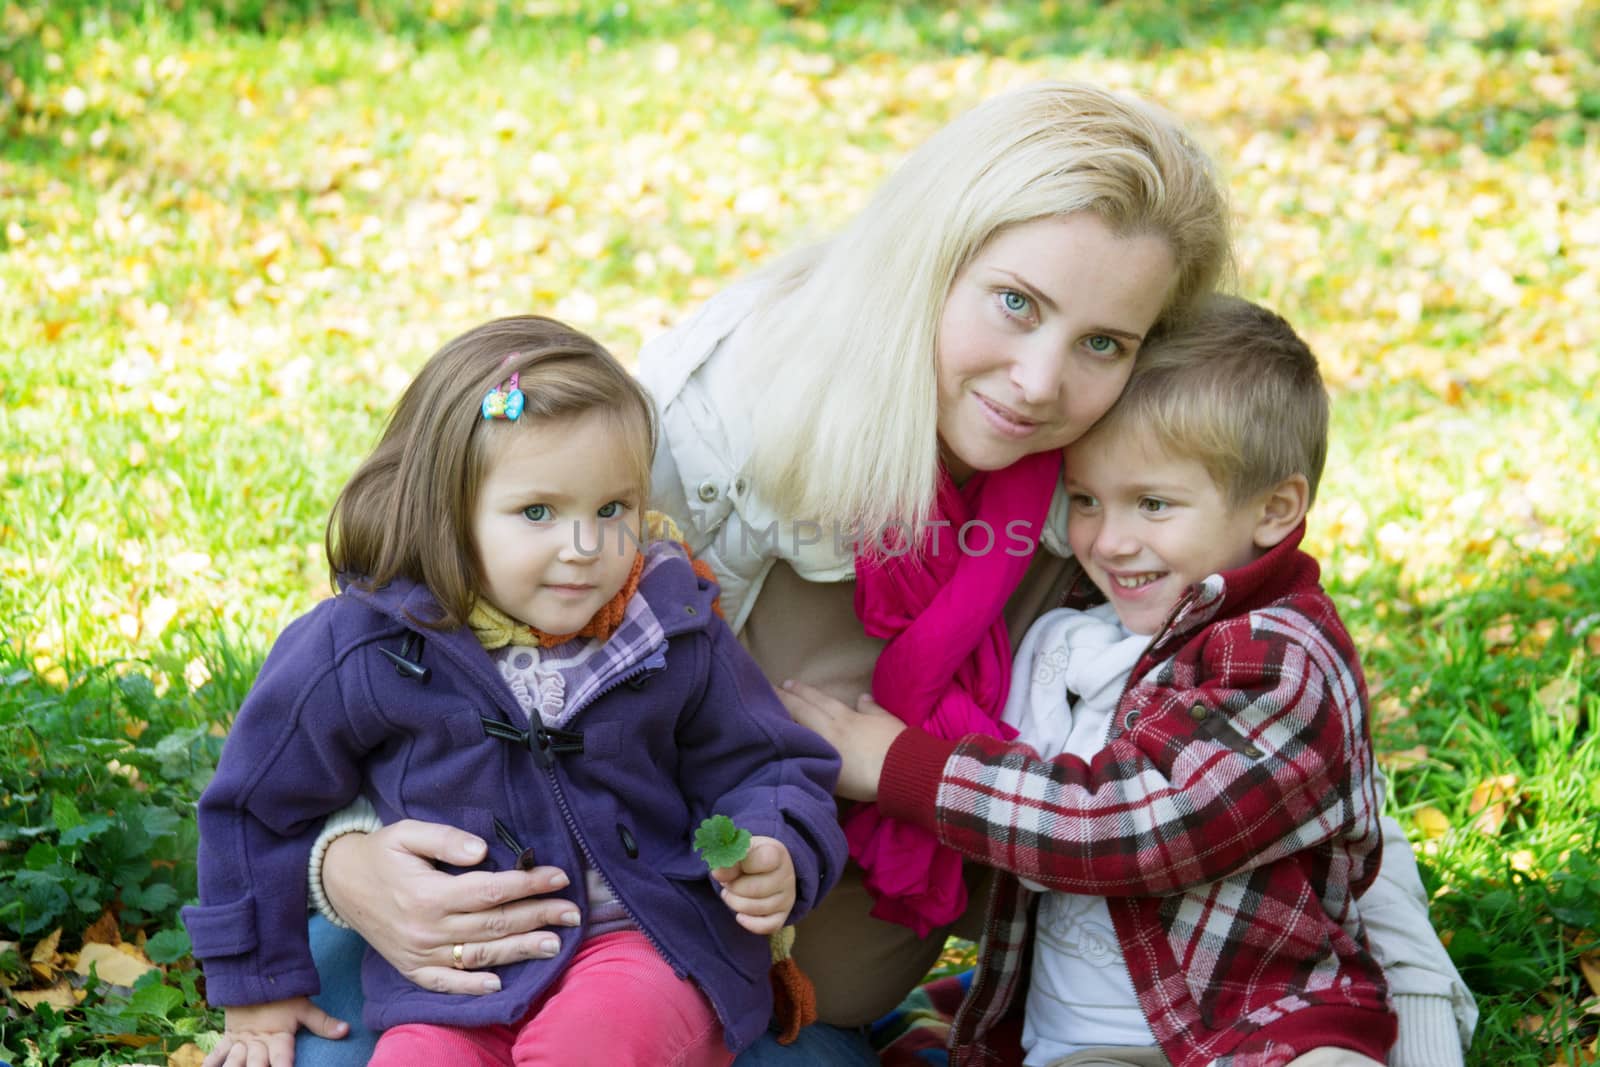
1188, 704, 1209, 721
1123, 710, 1140, 729
516, 847, 539, 871
684, 605, 697, 616
734, 477, 748, 495
1244, 745, 1264, 758
618, 825, 639, 858
697, 480, 720, 503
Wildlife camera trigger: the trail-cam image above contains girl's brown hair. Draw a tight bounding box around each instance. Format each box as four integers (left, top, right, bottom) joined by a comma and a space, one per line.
326, 315, 656, 628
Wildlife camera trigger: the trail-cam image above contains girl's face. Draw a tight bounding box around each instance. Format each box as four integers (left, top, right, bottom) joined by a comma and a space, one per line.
471, 410, 644, 635
935, 213, 1177, 482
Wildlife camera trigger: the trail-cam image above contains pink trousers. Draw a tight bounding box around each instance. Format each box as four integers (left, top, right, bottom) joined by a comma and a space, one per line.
369, 930, 733, 1067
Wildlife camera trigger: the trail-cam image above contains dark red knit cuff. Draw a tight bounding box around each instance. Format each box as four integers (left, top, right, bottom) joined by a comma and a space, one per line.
877, 727, 960, 831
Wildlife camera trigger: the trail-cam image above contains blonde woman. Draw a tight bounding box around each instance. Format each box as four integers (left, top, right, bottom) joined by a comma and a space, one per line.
299, 82, 1469, 1066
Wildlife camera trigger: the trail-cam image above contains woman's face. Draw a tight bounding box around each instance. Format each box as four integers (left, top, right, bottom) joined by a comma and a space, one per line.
935, 213, 1177, 481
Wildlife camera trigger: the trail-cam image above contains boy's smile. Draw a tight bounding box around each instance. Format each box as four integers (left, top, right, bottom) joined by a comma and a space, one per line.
1064, 427, 1272, 636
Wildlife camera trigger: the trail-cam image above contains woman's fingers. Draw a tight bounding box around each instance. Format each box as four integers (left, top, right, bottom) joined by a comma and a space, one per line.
373, 818, 489, 868
441, 887, 582, 942
435, 866, 571, 918
405, 919, 576, 997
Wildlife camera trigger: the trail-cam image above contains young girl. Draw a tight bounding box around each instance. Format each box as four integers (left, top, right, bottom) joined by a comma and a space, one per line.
182, 316, 847, 1067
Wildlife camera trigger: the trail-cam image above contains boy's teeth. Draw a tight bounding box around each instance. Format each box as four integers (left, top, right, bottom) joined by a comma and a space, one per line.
1114, 573, 1161, 589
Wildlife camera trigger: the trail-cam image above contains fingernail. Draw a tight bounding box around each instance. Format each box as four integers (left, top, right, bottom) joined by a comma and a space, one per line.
560, 910, 581, 925
781, 680, 793, 690
482, 976, 501, 993
548, 872, 569, 890
537, 936, 561, 957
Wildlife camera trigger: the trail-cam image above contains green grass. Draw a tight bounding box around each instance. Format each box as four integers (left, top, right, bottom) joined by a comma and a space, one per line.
3, 0, 1598, 1062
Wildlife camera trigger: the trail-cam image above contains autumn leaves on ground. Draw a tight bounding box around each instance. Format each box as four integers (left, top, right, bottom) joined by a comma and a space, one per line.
1, 1, 1597, 1063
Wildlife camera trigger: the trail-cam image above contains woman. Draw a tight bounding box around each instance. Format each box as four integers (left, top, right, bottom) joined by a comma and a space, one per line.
297, 82, 1468, 1066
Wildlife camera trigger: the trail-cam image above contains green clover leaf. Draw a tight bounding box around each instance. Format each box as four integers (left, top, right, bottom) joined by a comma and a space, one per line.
693, 814, 752, 870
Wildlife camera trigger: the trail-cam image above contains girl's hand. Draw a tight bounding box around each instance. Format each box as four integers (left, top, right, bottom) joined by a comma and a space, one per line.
711, 836, 796, 935
204, 998, 343, 1067
778, 680, 905, 802
322, 820, 581, 996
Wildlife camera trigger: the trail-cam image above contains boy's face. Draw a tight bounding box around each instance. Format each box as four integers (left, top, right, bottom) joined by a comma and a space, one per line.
1064, 426, 1270, 636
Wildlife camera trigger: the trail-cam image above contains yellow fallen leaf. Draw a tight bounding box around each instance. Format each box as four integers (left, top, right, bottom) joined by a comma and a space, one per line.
1537, 676, 1581, 726
73, 941, 158, 987
169, 1044, 208, 1067
1581, 952, 1600, 999
1482, 618, 1517, 648
1468, 773, 1521, 837
1413, 806, 1451, 839
13, 979, 77, 1010
30, 928, 62, 982
83, 910, 121, 946
1379, 745, 1429, 771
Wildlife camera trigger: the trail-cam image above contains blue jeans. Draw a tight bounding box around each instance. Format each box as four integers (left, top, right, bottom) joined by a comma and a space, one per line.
294, 915, 879, 1067
297, 915, 375, 1067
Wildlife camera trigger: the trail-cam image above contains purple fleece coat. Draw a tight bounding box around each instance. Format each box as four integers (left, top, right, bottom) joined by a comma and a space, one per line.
181, 547, 846, 1053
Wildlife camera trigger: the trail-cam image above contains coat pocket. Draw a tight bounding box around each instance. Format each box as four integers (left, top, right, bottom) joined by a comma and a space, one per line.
660, 856, 765, 982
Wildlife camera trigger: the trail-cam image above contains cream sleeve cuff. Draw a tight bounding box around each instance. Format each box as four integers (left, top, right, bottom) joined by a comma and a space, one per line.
1390, 993, 1467, 1066
307, 796, 383, 929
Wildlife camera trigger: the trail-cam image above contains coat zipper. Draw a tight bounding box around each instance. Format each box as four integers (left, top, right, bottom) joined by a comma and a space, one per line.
504, 647, 738, 1036
538, 758, 738, 1037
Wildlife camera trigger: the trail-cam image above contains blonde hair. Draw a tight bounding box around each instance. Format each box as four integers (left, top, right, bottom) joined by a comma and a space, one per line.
1092, 295, 1329, 506
740, 80, 1232, 534
327, 316, 656, 628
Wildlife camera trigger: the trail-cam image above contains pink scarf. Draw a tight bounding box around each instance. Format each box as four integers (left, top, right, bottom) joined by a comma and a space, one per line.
848, 449, 1061, 935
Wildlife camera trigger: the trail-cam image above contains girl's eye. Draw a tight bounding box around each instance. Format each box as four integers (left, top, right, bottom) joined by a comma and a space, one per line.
522, 504, 551, 522
1085, 334, 1122, 357
1138, 497, 1168, 514
597, 501, 625, 519
1000, 290, 1031, 316
1068, 492, 1100, 510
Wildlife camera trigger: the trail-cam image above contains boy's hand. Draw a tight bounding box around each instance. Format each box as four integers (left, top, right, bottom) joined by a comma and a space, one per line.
778, 680, 906, 802
204, 997, 347, 1067
710, 836, 796, 935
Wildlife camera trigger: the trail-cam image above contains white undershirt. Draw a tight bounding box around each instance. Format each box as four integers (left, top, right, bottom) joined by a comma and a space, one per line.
1000, 603, 1158, 1064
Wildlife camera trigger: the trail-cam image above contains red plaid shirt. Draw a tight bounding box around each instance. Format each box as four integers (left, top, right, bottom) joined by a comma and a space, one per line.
879, 528, 1396, 1067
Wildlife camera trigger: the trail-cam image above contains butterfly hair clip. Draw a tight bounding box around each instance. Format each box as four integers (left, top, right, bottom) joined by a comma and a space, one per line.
481, 362, 526, 421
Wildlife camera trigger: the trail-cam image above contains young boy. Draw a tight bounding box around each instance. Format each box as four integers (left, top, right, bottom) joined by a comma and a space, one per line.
783, 296, 1399, 1067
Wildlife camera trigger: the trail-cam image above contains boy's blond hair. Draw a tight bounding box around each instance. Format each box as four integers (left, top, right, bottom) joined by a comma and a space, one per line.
1093, 294, 1329, 506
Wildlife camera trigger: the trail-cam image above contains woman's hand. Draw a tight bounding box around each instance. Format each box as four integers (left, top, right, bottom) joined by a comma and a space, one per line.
322, 820, 581, 996
711, 836, 795, 935
778, 681, 906, 802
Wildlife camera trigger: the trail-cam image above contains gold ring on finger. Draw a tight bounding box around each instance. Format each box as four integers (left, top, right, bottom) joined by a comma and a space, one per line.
451, 942, 466, 969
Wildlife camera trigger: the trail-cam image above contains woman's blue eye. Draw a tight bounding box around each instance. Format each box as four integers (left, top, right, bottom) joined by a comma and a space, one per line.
1086, 334, 1120, 355
1001, 290, 1029, 314
522, 504, 550, 522
598, 501, 623, 519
